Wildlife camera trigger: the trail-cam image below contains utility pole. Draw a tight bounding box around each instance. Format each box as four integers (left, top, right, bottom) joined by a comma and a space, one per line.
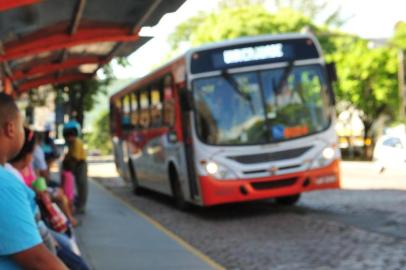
398, 49, 406, 118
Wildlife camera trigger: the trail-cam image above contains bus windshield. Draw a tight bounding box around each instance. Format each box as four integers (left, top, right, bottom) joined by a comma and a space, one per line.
193, 64, 331, 145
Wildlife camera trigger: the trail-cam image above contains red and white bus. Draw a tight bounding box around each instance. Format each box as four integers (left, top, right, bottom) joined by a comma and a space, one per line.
110, 33, 340, 208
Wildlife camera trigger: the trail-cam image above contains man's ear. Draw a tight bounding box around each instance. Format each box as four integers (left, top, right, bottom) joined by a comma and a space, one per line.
3, 120, 15, 139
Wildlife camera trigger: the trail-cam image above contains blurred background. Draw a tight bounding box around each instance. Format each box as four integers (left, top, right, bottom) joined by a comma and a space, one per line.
2, 1, 406, 269
10, 0, 406, 165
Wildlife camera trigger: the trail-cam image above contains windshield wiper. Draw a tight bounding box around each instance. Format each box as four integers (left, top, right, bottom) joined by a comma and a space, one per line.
221, 70, 251, 101
221, 70, 255, 113
274, 60, 294, 95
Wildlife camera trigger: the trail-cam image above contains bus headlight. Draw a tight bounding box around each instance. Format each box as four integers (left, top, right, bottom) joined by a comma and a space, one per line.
310, 145, 338, 169
322, 147, 335, 160
203, 161, 237, 180
205, 162, 219, 175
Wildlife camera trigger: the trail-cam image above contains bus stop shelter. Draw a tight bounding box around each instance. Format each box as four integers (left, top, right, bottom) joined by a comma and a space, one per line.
0, 1, 225, 269
0, 0, 186, 95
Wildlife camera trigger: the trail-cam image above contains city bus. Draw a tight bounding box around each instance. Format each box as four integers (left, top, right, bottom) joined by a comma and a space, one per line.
110, 33, 340, 208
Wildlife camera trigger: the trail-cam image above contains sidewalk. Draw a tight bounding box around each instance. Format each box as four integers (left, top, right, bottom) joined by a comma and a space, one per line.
75, 180, 222, 270
340, 161, 406, 190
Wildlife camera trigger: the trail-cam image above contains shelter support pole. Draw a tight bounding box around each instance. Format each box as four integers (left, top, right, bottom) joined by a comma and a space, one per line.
398, 49, 406, 119
2, 77, 13, 95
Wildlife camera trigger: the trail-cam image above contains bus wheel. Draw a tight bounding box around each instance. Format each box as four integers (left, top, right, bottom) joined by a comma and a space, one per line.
169, 166, 189, 211
275, 194, 301, 205
129, 161, 143, 196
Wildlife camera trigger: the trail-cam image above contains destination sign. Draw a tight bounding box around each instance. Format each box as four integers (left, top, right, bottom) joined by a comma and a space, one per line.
223, 43, 284, 64
190, 38, 320, 74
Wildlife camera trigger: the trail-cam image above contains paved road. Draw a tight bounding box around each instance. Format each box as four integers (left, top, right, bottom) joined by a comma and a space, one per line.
89, 160, 406, 270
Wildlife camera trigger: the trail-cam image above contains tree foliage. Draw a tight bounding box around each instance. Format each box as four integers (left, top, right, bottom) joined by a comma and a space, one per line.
169, 5, 318, 52
392, 22, 406, 50
329, 37, 398, 136
168, 11, 208, 52
268, 0, 346, 27
191, 7, 317, 45
86, 110, 112, 154
169, 0, 344, 53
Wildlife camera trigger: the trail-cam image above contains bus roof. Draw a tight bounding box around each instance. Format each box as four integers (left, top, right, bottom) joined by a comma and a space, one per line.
110, 54, 185, 101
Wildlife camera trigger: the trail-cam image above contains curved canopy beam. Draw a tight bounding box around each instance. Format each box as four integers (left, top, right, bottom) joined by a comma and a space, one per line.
0, 0, 187, 93
18, 73, 92, 93
1, 26, 138, 62
11, 56, 105, 81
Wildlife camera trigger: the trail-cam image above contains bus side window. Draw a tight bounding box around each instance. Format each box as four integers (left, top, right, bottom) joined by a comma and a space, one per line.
140, 89, 150, 129
150, 84, 163, 128
121, 95, 132, 129
131, 92, 140, 129
163, 76, 175, 127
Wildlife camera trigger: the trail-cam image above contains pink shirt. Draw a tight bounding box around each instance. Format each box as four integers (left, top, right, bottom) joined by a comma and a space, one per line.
62, 170, 75, 202
19, 165, 36, 188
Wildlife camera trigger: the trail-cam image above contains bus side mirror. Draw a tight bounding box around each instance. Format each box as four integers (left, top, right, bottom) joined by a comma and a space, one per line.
326, 62, 338, 82
180, 89, 194, 111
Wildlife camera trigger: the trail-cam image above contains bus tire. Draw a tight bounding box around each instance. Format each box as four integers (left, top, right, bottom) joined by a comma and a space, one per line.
275, 194, 301, 205
169, 165, 189, 211
128, 160, 144, 196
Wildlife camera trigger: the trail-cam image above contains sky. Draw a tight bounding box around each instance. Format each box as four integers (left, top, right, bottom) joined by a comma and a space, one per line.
110, 0, 406, 79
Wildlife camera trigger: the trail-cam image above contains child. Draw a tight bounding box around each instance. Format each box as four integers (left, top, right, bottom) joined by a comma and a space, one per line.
9, 128, 77, 227
61, 159, 75, 217
63, 120, 88, 214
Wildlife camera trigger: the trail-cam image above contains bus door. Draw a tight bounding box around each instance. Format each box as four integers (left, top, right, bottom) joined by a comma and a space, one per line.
161, 77, 191, 195
110, 99, 126, 178
146, 84, 168, 192
116, 96, 132, 181
179, 87, 199, 201
134, 89, 153, 183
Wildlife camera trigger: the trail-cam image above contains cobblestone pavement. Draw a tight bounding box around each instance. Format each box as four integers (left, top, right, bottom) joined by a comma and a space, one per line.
93, 175, 406, 270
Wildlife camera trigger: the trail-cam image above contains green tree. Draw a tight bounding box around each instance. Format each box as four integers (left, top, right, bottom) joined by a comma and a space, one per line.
169, 5, 317, 52
169, 0, 344, 52
268, 0, 345, 27
87, 110, 112, 154
390, 21, 406, 124
392, 22, 406, 49
168, 11, 208, 52
191, 7, 317, 45
330, 38, 398, 139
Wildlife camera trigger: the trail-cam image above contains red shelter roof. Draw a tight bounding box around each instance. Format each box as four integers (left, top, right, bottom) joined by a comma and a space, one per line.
0, 0, 186, 94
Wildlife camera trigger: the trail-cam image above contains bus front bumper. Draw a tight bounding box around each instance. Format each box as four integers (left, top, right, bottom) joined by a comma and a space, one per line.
199, 160, 340, 206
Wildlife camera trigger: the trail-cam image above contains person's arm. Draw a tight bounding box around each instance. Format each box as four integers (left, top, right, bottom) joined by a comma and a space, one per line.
0, 182, 65, 270
11, 243, 67, 270
32, 146, 49, 179
37, 168, 49, 180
